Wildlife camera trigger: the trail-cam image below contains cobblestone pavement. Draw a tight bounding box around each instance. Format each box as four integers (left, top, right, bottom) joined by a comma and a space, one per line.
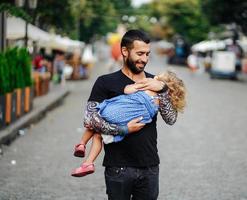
0, 42, 247, 200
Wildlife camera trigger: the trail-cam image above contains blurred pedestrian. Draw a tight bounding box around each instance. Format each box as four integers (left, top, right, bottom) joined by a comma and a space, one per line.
53, 51, 65, 84
226, 37, 243, 72
33, 48, 45, 71
109, 41, 122, 72
187, 52, 198, 72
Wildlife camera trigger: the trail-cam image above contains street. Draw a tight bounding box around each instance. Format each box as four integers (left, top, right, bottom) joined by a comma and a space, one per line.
0, 43, 247, 200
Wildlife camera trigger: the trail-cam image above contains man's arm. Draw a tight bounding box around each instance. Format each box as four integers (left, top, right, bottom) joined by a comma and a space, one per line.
84, 101, 128, 136
158, 91, 177, 125
84, 101, 145, 136
85, 76, 145, 135
84, 76, 127, 136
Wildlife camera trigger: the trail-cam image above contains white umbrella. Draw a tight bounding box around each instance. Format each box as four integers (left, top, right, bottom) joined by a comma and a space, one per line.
7, 16, 84, 52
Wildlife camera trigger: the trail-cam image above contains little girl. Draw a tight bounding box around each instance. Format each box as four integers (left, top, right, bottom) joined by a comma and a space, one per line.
71, 71, 186, 177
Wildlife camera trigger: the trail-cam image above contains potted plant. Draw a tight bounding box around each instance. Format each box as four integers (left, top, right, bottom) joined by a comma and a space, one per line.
0, 47, 33, 128
33, 71, 40, 96
18, 48, 33, 113
0, 98, 5, 129
40, 72, 51, 95
0, 50, 13, 125
0, 53, 8, 129
5, 48, 18, 122
15, 48, 25, 117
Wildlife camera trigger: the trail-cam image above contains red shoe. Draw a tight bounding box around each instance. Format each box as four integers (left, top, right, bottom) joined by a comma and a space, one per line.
71, 163, 95, 177
74, 143, 85, 157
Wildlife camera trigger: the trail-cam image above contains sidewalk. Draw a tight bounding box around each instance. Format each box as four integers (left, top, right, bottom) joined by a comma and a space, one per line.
0, 84, 70, 146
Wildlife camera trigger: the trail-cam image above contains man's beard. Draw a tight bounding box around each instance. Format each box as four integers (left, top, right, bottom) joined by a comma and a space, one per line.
126, 57, 146, 74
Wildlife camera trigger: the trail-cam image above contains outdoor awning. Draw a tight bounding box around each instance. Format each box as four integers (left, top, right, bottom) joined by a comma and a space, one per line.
7, 16, 50, 42
39, 35, 84, 52
191, 40, 226, 52
6, 16, 84, 52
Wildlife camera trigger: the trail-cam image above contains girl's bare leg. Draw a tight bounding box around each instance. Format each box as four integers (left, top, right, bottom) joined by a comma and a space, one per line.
84, 133, 103, 164
79, 129, 94, 145
71, 133, 102, 177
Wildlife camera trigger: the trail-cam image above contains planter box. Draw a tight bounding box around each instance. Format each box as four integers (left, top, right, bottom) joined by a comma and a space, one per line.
0, 95, 6, 130
40, 77, 50, 96
33, 72, 40, 97
16, 89, 22, 117
0, 88, 34, 130
24, 86, 34, 113
5, 93, 12, 125
242, 58, 247, 73
21, 89, 25, 116
24, 87, 30, 113
11, 91, 17, 123
30, 86, 34, 111
33, 72, 50, 97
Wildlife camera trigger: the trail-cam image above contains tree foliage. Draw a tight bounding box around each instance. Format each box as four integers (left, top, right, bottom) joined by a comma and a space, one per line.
111, 0, 132, 16
6, 0, 243, 44
147, 0, 210, 43
201, 0, 247, 34
35, 0, 123, 41
126, 5, 154, 34
34, 0, 75, 36
78, 0, 118, 43
0, 2, 31, 22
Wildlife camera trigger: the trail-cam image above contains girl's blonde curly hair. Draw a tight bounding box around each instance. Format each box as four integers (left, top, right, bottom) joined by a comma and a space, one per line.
156, 71, 186, 113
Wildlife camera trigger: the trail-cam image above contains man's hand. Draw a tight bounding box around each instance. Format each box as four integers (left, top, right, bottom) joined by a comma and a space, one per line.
135, 78, 165, 92
127, 117, 145, 133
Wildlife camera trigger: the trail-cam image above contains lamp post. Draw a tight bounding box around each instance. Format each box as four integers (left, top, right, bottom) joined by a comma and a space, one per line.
15, 0, 38, 47
0, 11, 7, 52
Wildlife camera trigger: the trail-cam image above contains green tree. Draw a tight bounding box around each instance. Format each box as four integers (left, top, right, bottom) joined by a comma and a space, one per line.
201, 0, 247, 34
125, 5, 153, 33
0, 2, 31, 22
70, 0, 87, 39
34, 0, 75, 37
111, 0, 132, 16
78, 0, 118, 43
146, 0, 210, 43
0, 53, 9, 95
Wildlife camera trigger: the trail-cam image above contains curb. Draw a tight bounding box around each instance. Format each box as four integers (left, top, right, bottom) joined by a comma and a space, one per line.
0, 88, 70, 146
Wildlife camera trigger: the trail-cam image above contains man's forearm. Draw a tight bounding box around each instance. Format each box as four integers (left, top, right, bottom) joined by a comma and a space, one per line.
158, 91, 177, 125
83, 101, 128, 136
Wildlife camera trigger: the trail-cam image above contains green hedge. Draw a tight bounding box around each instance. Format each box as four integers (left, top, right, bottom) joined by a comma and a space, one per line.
0, 47, 32, 95
0, 53, 10, 94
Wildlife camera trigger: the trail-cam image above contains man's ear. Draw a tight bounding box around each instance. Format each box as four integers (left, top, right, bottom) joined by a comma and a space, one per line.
121, 47, 128, 57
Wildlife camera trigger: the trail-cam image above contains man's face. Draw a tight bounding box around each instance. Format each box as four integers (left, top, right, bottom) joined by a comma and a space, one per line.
125, 40, 151, 74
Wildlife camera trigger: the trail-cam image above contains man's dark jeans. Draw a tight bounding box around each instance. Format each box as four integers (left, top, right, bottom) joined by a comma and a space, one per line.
105, 165, 159, 200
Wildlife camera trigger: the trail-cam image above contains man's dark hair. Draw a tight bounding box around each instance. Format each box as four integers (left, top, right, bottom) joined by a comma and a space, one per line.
121, 29, 150, 50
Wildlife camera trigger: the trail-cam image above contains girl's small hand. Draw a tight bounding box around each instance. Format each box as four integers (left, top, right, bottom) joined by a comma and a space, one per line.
124, 84, 142, 94
136, 78, 165, 92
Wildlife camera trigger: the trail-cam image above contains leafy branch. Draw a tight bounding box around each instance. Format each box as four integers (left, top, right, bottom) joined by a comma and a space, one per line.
0, 3, 31, 22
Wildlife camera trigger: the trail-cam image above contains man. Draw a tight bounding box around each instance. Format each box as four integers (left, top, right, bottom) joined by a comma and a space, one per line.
84, 30, 177, 200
